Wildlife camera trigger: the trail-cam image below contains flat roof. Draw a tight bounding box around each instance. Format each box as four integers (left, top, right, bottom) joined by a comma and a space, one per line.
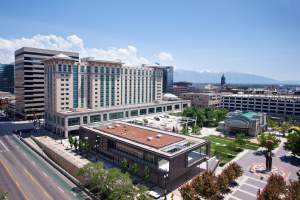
95, 123, 184, 149
57, 100, 190, 116
223, 94, 300, 99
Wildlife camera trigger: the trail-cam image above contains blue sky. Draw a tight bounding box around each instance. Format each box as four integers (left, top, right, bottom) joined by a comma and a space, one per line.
0, 0, 300, 80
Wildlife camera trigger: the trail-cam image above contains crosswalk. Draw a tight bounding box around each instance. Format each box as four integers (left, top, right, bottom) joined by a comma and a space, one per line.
226, 175, 267, 200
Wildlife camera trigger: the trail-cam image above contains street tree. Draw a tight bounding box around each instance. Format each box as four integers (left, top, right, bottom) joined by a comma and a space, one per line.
78, 162, 151, 200
284, 178, 300, 200
73, 137, 78, 151
179, 183, 195, 200
216, 172, 230, 194
68, 136, 74, 148
131, 163, 140, 175
191, 171, 219, 199
284, 131, 300, 156
143, 166, 150, 183
0, 187, 8, 200
258, 133, 280, 151
121, 158, 129, 171
257, 174, 286, 200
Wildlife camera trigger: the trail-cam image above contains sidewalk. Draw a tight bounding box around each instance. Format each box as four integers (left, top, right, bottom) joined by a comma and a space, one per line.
33, 136, 90, 169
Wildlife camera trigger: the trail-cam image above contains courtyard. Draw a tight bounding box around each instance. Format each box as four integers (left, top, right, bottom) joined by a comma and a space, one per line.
207, 135, 260, 165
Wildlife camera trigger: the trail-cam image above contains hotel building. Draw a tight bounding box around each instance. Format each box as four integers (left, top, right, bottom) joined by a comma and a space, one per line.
15, 47, 79, 119
221, 94, 300, 119
44, 55, 190, 137
79, 122, 210, 189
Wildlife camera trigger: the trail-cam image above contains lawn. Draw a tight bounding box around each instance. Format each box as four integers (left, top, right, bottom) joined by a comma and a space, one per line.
206, 135, 260, 165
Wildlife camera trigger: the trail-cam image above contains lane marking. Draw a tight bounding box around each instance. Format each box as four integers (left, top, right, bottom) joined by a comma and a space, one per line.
0, 160, 30, 200
56, 186, 65, 193
23, 168, 53, 200
0, 140, 9, 151
42, 171, 48, 177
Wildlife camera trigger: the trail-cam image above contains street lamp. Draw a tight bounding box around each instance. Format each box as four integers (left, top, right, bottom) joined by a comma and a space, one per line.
163, 173, 169, 200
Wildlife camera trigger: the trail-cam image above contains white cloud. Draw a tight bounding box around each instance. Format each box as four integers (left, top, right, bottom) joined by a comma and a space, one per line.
158, 51, 174, 62
0, 34, 150, 65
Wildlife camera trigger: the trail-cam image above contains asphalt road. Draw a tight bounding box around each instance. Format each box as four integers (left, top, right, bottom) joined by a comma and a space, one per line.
0, 128, 88, 200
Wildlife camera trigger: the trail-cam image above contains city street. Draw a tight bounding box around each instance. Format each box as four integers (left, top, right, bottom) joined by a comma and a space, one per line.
0, 121, 88, 200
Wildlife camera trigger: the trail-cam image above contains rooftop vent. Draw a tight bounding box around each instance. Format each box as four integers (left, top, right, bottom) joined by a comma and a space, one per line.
147, 137, 153, 141
156, 134, 162, 139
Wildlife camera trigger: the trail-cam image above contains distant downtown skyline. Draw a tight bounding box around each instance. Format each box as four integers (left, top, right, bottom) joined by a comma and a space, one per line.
0, 0, 299, 81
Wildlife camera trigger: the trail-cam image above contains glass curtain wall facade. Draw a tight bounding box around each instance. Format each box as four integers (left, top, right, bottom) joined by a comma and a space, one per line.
0, 64, 14, 93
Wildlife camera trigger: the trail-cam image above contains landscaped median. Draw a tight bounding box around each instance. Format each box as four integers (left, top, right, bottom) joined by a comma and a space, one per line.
206, 135, 260, 165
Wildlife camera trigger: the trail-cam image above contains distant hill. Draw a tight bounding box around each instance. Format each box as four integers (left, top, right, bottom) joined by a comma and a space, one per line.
174, 69, 281, 84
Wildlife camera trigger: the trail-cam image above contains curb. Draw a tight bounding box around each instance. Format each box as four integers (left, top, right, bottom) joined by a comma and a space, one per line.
14, 134, 99, 200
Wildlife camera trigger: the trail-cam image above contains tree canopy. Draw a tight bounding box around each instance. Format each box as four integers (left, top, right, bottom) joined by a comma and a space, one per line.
183, 107, 228, 127
78, 162, 151, 200
284, 131, 300, 156
258, 133, 280, 151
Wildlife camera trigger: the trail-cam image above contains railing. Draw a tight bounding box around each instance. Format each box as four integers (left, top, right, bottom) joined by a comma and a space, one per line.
187, 153, 208, 167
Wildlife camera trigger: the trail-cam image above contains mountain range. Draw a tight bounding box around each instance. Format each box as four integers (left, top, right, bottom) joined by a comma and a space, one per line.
174, 69, 300, 85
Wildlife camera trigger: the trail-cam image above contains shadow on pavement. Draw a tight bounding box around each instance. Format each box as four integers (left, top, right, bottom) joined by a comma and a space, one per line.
279, 155, 300, 167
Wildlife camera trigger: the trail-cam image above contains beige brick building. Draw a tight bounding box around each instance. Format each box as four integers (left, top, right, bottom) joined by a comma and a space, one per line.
44, 55, 189, 137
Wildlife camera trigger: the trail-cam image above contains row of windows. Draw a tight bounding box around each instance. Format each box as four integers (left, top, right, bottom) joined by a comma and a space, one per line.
66, 105, 180, 127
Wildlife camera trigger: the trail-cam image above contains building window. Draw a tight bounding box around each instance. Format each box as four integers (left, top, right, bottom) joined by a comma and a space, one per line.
140, 109, 147, 115
90, 115, 101, 123
101, 113, 107, 121
148, 107, 155, 114
109, 112, 124, 120
83, 116, 88, 124
156, 107, 162, 112
68, 117, 80, 126
130, 110, 139, 116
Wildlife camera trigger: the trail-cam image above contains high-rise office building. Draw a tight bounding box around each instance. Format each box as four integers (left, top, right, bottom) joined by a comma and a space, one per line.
0, 64, 14, 93
162, 66, 174, 94
15, 47, 79, 120
148, 65, 173, 94
44, 55, 189, 137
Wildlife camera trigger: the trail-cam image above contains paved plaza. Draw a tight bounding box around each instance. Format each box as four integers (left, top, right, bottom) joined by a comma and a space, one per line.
225, 140, 300, 200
